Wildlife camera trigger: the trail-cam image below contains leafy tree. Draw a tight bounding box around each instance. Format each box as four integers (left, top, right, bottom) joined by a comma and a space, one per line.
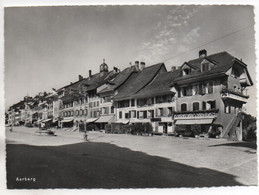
242, 112, 257, 141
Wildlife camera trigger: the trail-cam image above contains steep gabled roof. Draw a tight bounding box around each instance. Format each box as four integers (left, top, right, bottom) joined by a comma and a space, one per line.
132, 69, 181, 98
113, 63, 166, 100
98, 66, 138, 94
175, 51, 244, 84
57, 70, 117, 94
84, 71, 116, 91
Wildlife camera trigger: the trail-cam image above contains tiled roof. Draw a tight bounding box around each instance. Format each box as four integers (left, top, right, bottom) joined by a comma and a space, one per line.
60, 92, 84, 103
84, 71, 116, 91
57, 71, 117, 93
113, 63, 166, 100
132, 69, 181, 98
98, 66, 137, 94
175, 51, 238, 84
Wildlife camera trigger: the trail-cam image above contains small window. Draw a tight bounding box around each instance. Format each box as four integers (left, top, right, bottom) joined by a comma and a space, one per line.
193, 102, 199, 111
119, 111, 122, 119
202, 102, 206, 110
181, 103, 187, 112
131, 99, 135, 107
208, 101, 216, 109
224, 104, 231, 114
208, 82, 213, 94
202, 63, 209, 72
183, 68, 191, 76
125, 113, 129, 119
111, 106, 114, 113
132, 110, 136, 118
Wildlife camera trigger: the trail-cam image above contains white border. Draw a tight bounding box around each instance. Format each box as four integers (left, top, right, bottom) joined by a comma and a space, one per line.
0, 1, 258, 195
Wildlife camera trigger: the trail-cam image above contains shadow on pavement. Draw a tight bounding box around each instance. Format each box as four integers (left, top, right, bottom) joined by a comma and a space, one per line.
209, 141, 257, 150
6, 142, 243, 189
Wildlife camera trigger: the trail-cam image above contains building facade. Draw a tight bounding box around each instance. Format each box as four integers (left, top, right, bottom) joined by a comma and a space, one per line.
6, 50, 253, 140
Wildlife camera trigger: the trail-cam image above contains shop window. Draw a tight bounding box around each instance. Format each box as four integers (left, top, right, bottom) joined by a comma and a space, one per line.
181, 103, 187, 112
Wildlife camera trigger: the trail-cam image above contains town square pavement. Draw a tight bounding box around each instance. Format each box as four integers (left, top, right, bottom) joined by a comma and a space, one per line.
5, 126, 257, 188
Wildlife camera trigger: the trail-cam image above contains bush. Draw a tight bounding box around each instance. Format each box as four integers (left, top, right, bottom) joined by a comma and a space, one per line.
243, 121, 256, 141
191, 124, 201, 135
208, 126, 221, 138
86, 123, 97, 131
130, 123, 153, 135
105, 124, 112, 133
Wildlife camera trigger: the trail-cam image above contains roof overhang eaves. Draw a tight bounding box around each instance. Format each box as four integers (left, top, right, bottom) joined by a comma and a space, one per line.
175, 72, 226, 85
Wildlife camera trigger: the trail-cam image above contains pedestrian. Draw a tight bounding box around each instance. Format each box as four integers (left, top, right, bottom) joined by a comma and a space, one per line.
84, 130, 88, 141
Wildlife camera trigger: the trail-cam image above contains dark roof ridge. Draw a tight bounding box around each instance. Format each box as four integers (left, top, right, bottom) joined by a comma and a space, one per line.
134, 63, 165, 94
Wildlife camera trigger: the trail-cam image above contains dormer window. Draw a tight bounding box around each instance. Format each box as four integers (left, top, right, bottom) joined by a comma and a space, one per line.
181, 62, 195, 76
183, 68, 191, 76
202, 63, 210, 72
201, 58, 215, 72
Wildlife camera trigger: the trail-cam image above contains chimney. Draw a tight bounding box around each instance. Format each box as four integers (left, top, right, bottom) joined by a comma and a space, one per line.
78, 75, 83, 81
113, 66, 118, 73
171, 66, 176, 72
140, 62, 145, 70
199, 49, 207, 58
89, 70, 92, 78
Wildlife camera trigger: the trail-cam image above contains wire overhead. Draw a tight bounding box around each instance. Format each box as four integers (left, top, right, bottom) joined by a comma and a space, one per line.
162, 24, 254, 63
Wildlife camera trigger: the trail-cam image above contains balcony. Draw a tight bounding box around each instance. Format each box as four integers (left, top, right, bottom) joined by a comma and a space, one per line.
221, 88, 249, 103
174, 109, 219, 120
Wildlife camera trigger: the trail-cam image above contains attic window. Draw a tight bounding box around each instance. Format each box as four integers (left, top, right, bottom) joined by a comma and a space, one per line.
201, 63, 210, 72
183, 68, 191, 76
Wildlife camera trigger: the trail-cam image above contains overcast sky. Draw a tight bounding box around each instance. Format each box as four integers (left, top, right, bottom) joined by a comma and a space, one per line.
4, 5, 256, 116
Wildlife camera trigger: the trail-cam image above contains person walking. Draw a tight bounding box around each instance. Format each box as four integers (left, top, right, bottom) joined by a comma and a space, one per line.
84, 130, 88, 141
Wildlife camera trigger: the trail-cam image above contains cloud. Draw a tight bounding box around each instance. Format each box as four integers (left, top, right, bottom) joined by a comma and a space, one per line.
136, 6, 200, 64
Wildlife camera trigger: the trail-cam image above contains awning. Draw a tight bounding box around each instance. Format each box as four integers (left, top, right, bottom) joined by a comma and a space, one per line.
41, 118, 52, 123
130, 118, 150, 123
86, 118, 98, 123
115, 119, 129, 124
52, 119, 58, 123
175, 119, 213, 125
95, 115, 114, 123
61, 117, 74, 123
161, 118, 173, 123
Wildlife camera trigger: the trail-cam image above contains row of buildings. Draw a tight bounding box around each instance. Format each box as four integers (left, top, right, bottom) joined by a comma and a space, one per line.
6, 50, 253, 140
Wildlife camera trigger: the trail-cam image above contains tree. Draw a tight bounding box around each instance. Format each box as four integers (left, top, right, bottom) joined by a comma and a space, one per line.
242, 112, 257, 141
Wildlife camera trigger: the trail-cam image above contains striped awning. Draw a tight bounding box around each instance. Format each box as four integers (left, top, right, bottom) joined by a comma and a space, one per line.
175, 119, 213, 125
